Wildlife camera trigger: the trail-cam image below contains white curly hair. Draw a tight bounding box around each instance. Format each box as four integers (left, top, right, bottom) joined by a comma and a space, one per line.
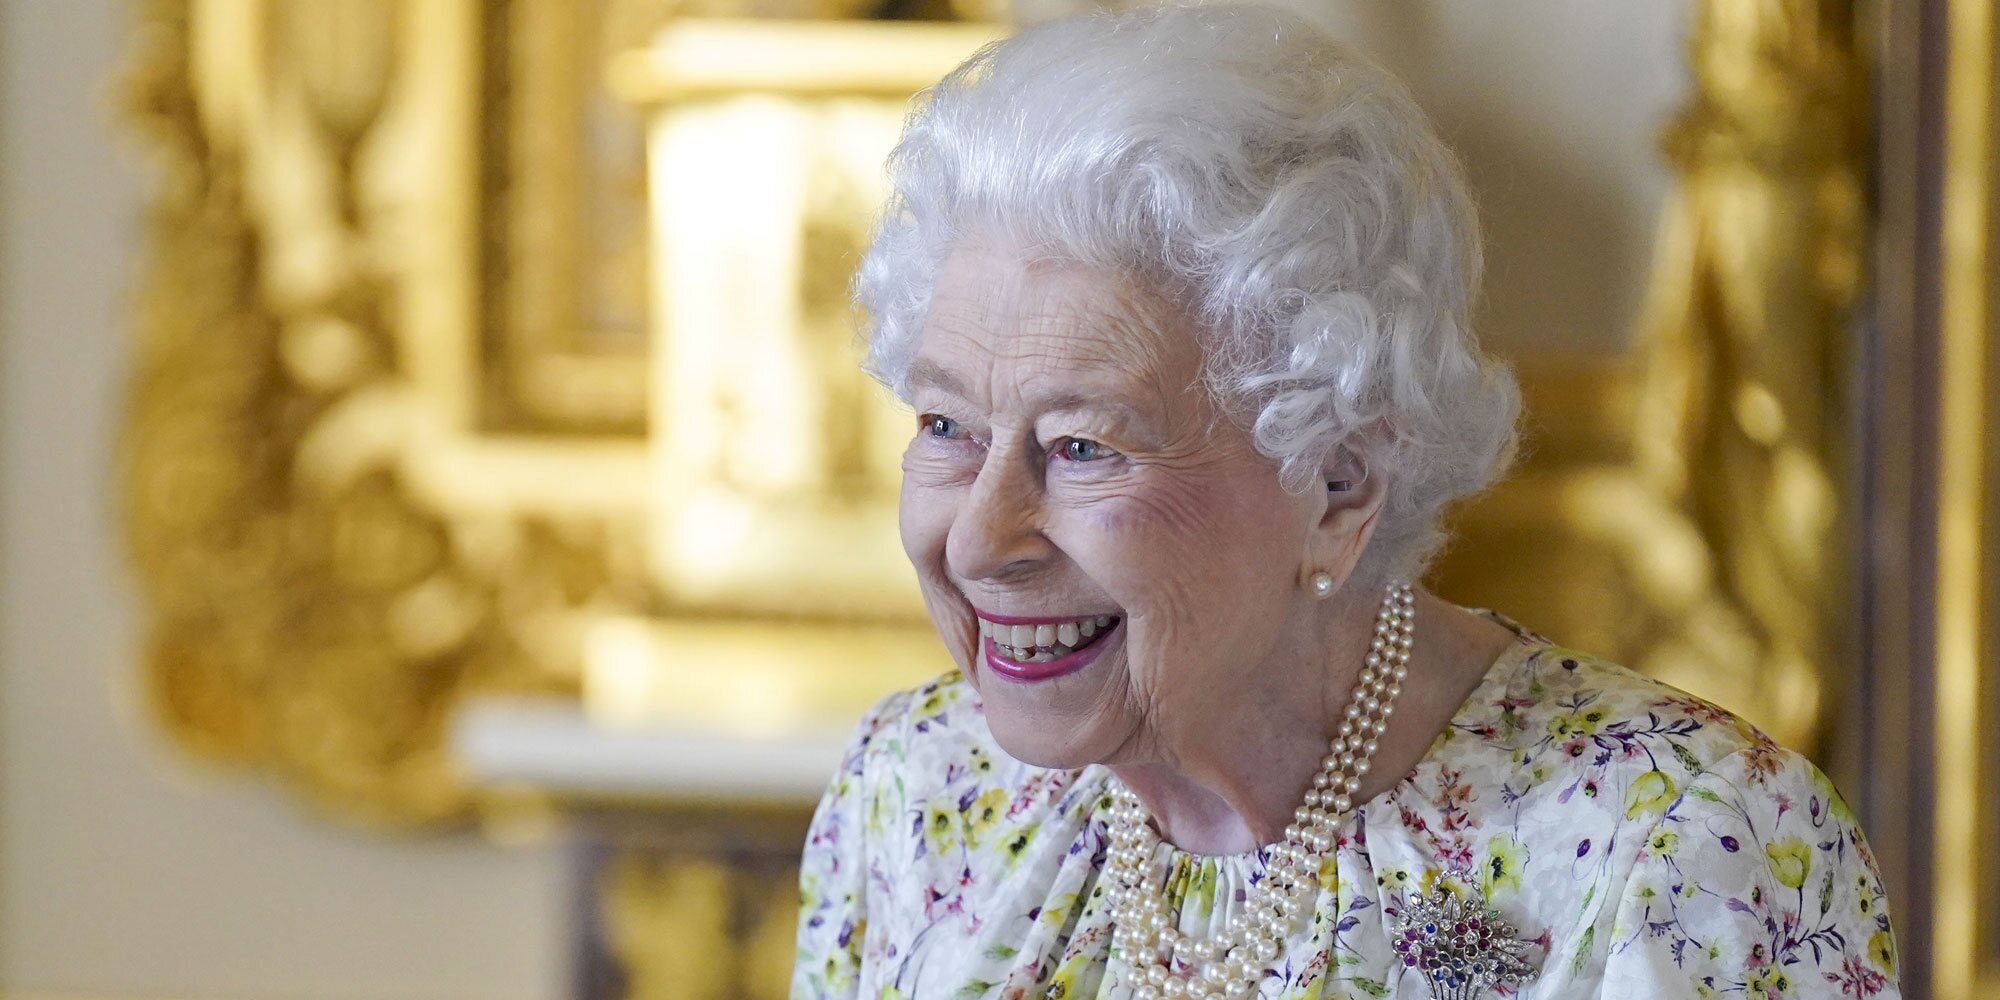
855, 2, 1522, 588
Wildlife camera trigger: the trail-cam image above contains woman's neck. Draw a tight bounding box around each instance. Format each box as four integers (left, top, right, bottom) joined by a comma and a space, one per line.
1105, 588, 1521, 855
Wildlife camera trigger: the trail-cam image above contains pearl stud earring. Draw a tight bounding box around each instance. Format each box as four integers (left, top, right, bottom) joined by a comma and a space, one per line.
1310, 571, 1335, 597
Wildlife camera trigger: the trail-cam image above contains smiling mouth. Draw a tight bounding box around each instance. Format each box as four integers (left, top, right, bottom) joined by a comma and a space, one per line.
978, 614, 1121, 664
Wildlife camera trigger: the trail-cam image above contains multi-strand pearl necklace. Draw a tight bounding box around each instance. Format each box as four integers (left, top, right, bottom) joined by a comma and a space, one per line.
1102, 581, 1416, 1000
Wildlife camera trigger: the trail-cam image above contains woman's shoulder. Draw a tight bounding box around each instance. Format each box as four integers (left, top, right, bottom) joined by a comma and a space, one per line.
1423, 637, 1898, 997
1439, 638, 1804, 811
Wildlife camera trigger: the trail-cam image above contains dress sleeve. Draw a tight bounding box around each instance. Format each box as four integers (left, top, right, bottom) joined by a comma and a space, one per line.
1597, 744, 1902, 998
791, 692, 906, 1000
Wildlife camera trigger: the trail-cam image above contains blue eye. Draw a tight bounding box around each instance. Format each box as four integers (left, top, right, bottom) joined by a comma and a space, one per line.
1062, 438, 1111, 462
923, 414, 960, 438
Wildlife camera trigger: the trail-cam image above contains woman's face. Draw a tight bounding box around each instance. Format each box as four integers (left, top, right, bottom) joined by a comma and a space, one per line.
899, 246, 1327, 768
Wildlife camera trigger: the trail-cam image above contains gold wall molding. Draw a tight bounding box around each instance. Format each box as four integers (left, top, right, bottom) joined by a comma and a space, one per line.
1934, 0, 1997, 992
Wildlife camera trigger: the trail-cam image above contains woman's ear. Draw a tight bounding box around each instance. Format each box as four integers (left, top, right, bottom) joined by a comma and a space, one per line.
1298, 447, 1387, 596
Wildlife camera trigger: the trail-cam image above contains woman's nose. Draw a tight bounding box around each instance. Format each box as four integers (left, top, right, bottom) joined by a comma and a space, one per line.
945, 450, 1051, 583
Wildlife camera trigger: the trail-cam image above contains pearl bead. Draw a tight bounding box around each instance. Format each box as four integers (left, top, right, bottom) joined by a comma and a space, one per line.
1104, 582, 1411, 994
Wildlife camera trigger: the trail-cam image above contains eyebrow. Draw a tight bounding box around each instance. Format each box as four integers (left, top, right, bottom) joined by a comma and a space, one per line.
905, 357, 1165, 436
904, 357, 968, 399
1031, 389, 1152, 429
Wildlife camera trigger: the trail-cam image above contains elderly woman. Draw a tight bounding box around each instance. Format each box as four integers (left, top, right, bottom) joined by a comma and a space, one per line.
792, 6, 1899, 999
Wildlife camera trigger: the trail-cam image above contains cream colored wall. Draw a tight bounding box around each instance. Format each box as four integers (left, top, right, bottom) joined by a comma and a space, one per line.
1304, 1, 1688, 358
0, 3, 569, 999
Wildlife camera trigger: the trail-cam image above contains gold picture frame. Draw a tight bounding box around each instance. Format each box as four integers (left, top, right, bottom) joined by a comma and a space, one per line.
119, 0, 994, 824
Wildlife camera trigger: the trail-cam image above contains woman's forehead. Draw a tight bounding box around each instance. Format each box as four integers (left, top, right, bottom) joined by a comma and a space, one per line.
917, 248, 1200, 390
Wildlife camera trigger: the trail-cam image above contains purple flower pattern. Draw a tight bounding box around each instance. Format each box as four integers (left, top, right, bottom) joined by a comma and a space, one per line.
793, 612, 1900, 999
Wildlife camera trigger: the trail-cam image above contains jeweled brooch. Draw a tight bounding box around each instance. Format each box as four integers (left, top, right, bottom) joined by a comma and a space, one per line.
1390, 874, 1540, 999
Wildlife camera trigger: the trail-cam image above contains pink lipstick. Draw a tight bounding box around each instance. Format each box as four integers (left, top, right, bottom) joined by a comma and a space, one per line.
979, 615, 1122, 683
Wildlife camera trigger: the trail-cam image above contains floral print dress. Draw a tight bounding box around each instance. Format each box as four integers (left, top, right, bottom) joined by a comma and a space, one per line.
792, 611, 1901, 999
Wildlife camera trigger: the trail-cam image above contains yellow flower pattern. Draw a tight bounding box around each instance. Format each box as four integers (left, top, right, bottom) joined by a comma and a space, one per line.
1765, 836, 1813, 890
1624, 769, 1678, 819
793, 612, 1901, 999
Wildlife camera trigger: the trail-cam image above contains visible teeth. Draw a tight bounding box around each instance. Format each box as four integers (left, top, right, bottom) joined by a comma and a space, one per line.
980, 614, 1121, 663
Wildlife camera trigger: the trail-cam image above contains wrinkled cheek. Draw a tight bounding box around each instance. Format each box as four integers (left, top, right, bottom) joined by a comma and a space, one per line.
919, 590, 976, 674
1068, 498, 1215, 704
898, 481, 953, 583
899, 483, 973, 667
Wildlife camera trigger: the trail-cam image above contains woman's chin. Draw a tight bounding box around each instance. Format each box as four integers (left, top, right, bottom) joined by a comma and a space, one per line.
974, 662, 1127, 769
985, 717, 1109, 770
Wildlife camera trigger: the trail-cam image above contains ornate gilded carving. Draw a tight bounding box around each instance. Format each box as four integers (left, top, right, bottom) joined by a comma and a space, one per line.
1620, 0, 1860, 751
120, 0, 992, 826
1440, 2, 1860, 754
119, 0, 650, 824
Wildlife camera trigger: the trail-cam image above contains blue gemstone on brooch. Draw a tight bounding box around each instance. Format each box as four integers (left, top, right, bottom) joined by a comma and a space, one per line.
1389, 874, 1539, 999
